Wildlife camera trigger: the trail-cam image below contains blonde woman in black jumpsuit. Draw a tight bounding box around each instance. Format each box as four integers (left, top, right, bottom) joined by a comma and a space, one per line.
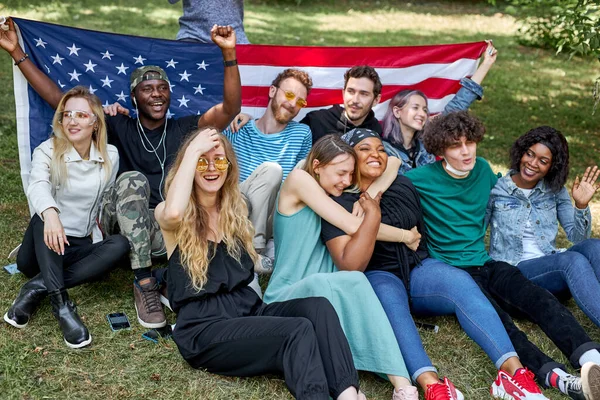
154, 127, 364, 400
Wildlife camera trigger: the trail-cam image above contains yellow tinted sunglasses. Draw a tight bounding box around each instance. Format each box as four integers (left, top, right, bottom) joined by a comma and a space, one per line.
196, 157, 230, 172
278, 88, 308, 108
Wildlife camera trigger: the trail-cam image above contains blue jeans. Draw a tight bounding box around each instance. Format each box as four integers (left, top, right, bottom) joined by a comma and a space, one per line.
366, 257, 517, 382
517, 239, 600, 327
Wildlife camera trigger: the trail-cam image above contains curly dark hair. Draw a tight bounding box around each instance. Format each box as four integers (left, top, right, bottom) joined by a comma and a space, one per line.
343, 65, 382, 98
509, 126, 569, 192
421, 111, 486, 156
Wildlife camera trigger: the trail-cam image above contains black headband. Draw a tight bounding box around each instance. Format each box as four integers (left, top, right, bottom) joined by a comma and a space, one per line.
340, 128, 381, 147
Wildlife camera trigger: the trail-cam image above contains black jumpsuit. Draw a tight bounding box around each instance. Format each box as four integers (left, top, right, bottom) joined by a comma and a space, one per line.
167, 242, 359, 400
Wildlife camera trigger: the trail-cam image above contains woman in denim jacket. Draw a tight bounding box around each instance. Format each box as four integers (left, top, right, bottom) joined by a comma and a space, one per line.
486, 125, 600, 327
381, 41, 497, 174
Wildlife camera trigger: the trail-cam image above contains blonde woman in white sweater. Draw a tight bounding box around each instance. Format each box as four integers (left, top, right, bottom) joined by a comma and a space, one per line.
4, 86, 129, 348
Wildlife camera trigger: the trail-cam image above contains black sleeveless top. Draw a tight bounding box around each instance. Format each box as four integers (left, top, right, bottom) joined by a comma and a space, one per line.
167, 242, 255, 314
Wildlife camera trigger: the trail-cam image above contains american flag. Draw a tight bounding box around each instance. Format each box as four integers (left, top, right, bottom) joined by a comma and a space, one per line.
11, 17, 486, 191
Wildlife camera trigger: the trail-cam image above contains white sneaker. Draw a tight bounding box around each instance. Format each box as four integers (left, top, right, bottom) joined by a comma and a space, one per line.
582, 362, 600, 400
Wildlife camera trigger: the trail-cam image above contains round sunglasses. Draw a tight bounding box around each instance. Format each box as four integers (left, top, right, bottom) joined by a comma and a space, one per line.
196, 156, 230, 172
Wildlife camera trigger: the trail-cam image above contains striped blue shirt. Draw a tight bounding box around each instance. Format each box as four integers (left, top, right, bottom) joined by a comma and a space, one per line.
223, 120, 312, 182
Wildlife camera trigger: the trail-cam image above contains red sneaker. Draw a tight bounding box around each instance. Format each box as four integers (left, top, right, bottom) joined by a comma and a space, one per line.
426, 377, 464, 400
491, 368, 549, 399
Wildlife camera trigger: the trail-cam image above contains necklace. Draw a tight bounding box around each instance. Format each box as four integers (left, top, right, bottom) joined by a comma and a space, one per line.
135, 112, 168, 201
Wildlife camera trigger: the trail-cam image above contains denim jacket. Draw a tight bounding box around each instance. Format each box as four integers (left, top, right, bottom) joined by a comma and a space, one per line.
383, 139, 435, 175
485, 172, 592, 265
385, 77, 484, 175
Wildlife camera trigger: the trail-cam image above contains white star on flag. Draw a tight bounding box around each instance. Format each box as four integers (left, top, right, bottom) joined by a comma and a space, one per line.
179, 70, 191, 82
101, 75, 114, 88
67, 44, 81, 56
165, 59, 178, 68
14, 16, 488, 200
166, 110, 174, 119
116, 63, 129, 75
178, 95, 190, 107
34, 38, 47, 48
83, 60, 97, 72
51, 54, 64, 65
196, 61, 209, 70
193, 84, 205, 95
116, 91, 129, 102
169, 83, 176, 93
68, 69, 82, 81
44, 65, 50, 73
103, 100, 111, 107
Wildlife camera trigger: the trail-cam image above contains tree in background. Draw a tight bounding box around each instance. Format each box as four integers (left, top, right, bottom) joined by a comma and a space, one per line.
501, 0, 599, 112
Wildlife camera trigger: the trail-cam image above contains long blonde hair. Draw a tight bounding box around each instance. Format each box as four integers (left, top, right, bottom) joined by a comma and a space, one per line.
164, 129, 258, 291
50, 86, 111, 188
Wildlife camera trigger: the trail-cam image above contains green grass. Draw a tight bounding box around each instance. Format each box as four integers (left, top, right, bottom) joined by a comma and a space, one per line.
0, 0, 599, 399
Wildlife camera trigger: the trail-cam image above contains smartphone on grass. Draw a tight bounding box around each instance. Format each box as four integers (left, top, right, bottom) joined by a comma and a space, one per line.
107, 312, 131, 331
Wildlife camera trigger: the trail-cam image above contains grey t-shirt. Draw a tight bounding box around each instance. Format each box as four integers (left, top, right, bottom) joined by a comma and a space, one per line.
169, 0, 250, 44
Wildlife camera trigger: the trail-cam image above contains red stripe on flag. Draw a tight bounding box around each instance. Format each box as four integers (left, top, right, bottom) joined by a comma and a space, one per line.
241, 78, 463, 107
237, 42, 487, 68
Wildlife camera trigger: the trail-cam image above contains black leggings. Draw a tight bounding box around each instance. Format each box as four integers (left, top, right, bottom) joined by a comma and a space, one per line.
176, 294, 358, 400
17, 214, 130, 292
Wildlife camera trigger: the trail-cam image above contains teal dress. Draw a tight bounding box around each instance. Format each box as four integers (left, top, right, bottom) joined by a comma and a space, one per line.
264, 203, 409, 377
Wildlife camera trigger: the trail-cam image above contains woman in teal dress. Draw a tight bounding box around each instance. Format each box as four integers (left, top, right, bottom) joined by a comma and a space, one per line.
264, 134, 422, 400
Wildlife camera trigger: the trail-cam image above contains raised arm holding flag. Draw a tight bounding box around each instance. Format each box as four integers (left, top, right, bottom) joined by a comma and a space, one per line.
0, 17, 242, 329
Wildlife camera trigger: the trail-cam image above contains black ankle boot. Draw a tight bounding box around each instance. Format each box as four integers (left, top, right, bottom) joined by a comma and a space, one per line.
4, 274, 48, 328
49, 290, 92, 349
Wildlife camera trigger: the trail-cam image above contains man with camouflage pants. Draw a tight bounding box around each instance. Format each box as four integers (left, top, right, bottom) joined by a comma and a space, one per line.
100, 26, 241, 328
4, 22, 242, 328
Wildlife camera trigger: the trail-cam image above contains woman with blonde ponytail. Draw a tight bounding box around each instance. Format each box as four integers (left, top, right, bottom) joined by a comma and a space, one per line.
4, 86, 129, 349
154, 127, 364, 400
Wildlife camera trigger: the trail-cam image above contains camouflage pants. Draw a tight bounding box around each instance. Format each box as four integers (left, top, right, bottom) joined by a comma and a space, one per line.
100, 171, 165, 270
